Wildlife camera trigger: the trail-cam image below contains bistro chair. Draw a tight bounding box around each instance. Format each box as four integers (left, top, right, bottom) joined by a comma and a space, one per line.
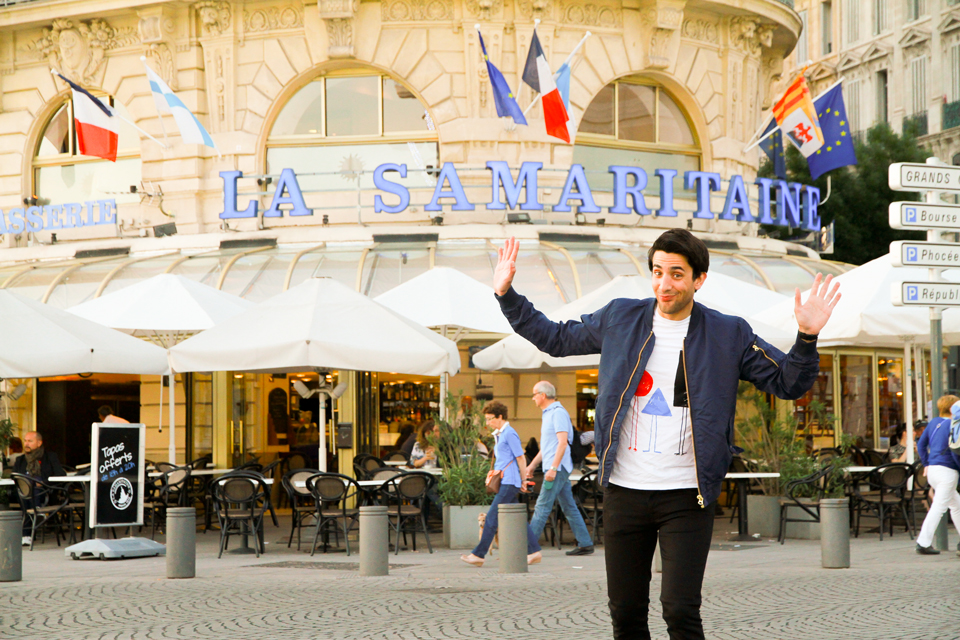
864, 449, 887, 466
11, 473, 73, 550
281, 467, 320, 550
778, 465, 831, 544
575, 469, 604, 540
305, 472, 362, 556
144, 465, 192, 538
382, 471, 435, 554
189, 454, 212, 470
360, 456, 386, 479
385, 451, 409, 463
212, 475, 268, 558
852, 462, 914, 541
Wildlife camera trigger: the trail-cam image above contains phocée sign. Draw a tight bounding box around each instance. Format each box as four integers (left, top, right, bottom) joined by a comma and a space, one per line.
219, 163, 822, 231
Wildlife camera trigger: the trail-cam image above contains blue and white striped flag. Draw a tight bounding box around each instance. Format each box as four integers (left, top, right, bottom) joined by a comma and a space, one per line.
142, 59, 219, 154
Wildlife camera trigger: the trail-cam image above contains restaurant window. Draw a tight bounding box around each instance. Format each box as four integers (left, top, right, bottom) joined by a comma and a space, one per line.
877, 356, 904, 445
839, 354, 873, 447
795, 353, 835, 450
265, 71, 439, 192
33, 96, 142, 206
574, 79, 700, 194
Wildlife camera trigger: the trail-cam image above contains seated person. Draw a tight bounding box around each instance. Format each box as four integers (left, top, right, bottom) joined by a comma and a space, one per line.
13, 431, 64, 546
410, 421, 438, 469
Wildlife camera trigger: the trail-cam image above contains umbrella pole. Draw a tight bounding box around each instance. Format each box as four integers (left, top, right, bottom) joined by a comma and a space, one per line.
318, 392, 328, 473
169, 372, 176, 464
439, 325, 448, 422
158, 373, 164, 435
904, 340, 914, 468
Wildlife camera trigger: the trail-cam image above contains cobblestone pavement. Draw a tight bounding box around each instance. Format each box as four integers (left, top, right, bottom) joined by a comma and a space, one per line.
3, 519, 959, 640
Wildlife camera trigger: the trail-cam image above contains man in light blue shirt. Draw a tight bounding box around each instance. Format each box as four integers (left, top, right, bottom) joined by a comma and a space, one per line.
525, 381, 594, 555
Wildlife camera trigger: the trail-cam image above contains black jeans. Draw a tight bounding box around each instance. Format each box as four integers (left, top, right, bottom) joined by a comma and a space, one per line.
604, 485, 716, 640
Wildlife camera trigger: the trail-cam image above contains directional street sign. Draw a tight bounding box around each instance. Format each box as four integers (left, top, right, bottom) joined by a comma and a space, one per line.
889, 201, 960, 230
892, 281, 960, 307
891, 241, 960, 268
889, 163, 960, 192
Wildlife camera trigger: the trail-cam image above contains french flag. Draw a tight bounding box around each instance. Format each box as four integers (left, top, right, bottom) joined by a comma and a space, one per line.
521, 30, 570, 143
57, 73, 118, 162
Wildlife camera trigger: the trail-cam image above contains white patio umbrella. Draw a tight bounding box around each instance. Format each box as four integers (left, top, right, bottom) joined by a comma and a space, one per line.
473, 273, 792, 371
374, 266, 512, 416
68, 274, 254, 463
0, 289, 169, 378
752, 253, 960, 348
169, 277, 461, 470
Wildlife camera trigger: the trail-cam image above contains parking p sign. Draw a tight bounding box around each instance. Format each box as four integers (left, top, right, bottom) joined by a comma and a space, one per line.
891, 241, 960, 268
893, 281, 960, 306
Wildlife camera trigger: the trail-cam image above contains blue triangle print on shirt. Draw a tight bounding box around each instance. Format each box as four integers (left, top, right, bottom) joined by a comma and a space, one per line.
641, 388, 672, 417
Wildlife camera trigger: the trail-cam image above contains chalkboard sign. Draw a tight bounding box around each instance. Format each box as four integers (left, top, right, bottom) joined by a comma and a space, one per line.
89, 422, 145, 528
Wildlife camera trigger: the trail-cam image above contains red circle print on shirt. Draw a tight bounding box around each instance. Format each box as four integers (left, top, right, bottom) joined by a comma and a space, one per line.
636, 371, 653, 397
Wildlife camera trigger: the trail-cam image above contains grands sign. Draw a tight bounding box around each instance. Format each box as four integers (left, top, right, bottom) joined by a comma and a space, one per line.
219, 163, 822, 231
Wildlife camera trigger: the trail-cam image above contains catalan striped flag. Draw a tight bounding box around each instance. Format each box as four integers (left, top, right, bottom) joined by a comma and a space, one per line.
773, 74, 823, 158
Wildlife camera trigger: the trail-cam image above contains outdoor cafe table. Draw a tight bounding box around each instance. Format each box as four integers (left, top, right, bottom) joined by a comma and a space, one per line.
726, 472, 780, 541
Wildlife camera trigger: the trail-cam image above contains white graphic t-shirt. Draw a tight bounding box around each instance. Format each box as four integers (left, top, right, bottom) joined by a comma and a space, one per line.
609, 312, 698, 490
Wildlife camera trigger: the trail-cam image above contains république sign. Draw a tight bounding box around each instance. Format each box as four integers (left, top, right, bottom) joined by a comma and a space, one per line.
220, 162, 822, 230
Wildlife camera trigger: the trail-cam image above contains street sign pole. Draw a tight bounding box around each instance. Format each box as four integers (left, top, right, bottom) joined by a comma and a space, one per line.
925, 158, 947, 409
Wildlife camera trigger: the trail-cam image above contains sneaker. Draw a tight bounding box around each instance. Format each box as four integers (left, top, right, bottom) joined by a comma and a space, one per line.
916, 544, 940, 555
21, 536, 30, 547
527, 551, 542, 565
565, 545, 595, 556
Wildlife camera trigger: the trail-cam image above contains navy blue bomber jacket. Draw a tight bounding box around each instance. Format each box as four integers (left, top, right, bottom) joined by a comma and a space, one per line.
496, 287, 821, 508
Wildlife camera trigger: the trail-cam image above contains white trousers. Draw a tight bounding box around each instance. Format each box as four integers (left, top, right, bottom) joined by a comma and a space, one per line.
916, 465, 960, 548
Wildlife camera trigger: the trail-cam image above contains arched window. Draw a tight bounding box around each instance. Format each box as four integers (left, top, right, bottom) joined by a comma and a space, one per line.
265, 71, 438, 192
573, 79, 700, 193
33, 96, 142, 206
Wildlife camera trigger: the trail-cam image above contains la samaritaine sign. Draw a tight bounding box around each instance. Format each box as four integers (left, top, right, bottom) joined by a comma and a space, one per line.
219, 162, 822, 231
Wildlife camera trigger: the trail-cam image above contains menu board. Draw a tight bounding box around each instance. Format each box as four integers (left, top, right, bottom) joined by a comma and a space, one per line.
89, 422, 146, 528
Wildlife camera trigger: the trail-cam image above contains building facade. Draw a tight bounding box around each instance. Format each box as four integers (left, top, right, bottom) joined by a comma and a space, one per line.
0, 0, 860, 472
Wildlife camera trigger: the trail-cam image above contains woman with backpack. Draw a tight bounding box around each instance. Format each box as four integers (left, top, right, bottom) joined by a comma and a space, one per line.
915, 394, 960, 556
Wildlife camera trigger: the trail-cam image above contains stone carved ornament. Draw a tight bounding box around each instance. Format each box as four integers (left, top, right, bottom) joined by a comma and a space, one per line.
195, 1, 232, 37
562, 2, 621, 28
517, 0, 553, 21
464, 0, 502, 20
244, 6, 304, 32
145, 43, 178, 90
380, 0, 453, 21
641, 7, 684, 70
682, 19, 719, 44
730, 16, 774, 57
320, 0, 360, 58
23, 18, 138, 85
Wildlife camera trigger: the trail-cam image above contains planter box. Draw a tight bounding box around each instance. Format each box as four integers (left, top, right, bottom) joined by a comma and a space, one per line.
443, 505, 488, 549
746, 495, 780, 538
747, 495, 822, 540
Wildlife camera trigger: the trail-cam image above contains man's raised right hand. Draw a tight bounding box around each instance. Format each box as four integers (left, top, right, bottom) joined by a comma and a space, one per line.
494, 237, 520, 296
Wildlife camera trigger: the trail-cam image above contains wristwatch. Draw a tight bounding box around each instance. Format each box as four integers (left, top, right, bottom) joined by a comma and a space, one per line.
548, 466, 556, 472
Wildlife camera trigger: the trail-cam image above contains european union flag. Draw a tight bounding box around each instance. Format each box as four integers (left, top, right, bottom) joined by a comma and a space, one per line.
807, 83, 858, 180
477, 31, 527, 125
757, 118, 786, 180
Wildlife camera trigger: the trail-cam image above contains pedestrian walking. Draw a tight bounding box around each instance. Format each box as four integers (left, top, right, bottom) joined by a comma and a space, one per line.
914, 395, 960, 556
461, 401, 542, 567
493, 229, 839, 639
525, 380, 595, 556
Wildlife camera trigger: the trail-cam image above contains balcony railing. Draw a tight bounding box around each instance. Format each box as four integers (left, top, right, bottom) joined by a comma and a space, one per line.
903, 112, 929, 137
944, 100, 960, 131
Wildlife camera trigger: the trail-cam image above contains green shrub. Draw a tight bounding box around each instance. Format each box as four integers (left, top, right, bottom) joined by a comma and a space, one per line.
432, 393, 494, 507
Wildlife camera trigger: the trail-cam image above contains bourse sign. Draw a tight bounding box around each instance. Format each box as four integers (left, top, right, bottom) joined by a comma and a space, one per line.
89, 422, 146, 528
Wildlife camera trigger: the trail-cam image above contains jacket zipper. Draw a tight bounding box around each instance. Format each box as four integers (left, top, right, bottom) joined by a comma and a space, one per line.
753, 343, 779, 368
682, 338, 705, 508
600, 328, 653, 485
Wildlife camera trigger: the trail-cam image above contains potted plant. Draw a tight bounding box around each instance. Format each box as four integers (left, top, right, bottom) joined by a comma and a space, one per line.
432, 393, 494, 549
734, 383, 849, 539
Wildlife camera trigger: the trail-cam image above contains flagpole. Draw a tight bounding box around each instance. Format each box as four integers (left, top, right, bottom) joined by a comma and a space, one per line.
743, 75, 847, 153
523, 30, 592, 117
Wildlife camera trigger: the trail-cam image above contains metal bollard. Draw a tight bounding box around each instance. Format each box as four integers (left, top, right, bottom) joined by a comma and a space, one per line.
359, 506, 388, 577
820, 498, 850, 569
935, 513, 949, 551
497, 503, 528, 574
0, 511, 22, 582
166, 507, 196, 579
